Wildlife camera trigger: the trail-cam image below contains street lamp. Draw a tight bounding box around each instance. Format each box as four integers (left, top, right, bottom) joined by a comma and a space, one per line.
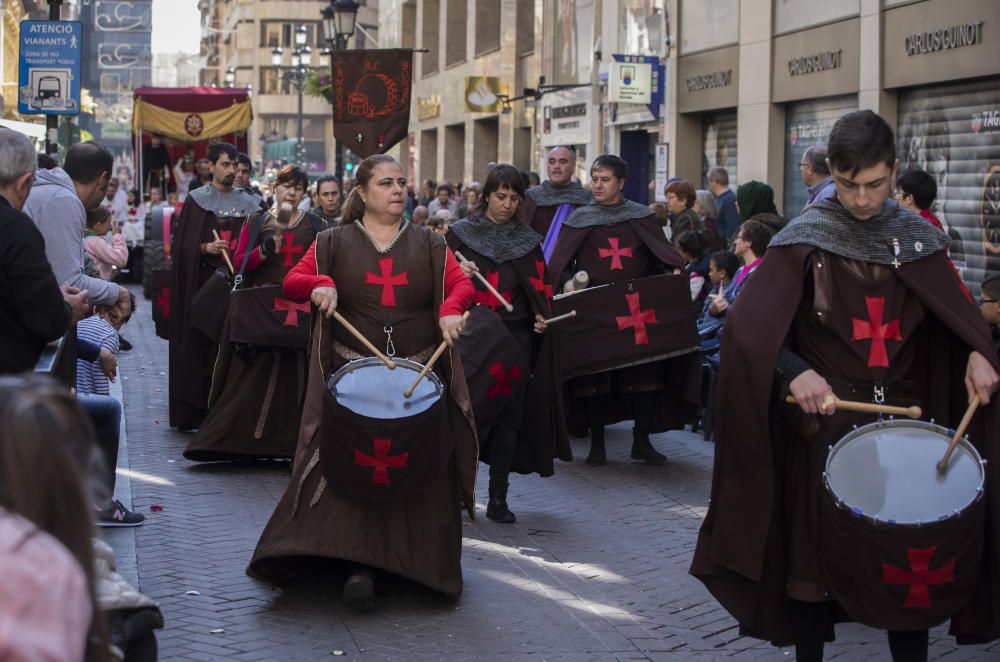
322, 0, 360, 181
271, 32, 312, 169
224, 67, 236, 87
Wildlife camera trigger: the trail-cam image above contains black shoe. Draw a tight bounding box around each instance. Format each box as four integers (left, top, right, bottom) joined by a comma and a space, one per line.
486, 484, 516, 523
343, 570, 375, 612
118, 335, 133, 352
95, 499, 145, 527
585, 430, 606, 466
631, 430, 667, 466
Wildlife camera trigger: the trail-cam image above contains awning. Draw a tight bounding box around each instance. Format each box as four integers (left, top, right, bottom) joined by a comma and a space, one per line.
0, 118, 46, 139
132, 86, 252, 143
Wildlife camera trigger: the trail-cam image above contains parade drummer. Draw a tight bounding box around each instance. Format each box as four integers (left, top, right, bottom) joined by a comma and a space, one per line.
690, 111, 1000, 660
247, 155, 476, 611
184, 165, 327, 462
548, 155, 694, 467
446, 163, 571, 524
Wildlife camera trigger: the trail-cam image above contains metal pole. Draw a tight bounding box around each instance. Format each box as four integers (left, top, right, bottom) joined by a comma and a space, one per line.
297, 73, 304, 169
46, 0, 62, 156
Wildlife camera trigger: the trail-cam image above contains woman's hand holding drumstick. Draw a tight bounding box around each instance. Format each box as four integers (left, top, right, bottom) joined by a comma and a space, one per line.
782, 394, 922, 419
310, 285, 395, 370
405, 311, 471, 398
454, 251, 514, 312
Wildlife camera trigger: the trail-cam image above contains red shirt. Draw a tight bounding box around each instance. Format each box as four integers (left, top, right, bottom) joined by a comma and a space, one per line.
283, 240, 474, 317
919, 208, 944, 231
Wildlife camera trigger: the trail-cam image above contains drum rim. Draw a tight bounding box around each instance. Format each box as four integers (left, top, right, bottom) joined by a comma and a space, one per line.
326, 356, 445, 395
822, 418, 986, 527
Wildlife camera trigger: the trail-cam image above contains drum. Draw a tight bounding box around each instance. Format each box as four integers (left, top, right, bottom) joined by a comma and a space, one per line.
456, 306, 529, 429
319, 357, 452, 501
821, 419, 986, 630
229, 284, 311, 350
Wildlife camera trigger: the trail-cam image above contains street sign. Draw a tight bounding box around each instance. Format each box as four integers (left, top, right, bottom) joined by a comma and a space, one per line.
18, 20, 82, 115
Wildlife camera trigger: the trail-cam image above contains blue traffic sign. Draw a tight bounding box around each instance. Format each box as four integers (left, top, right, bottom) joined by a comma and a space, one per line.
18, 20, 82, 115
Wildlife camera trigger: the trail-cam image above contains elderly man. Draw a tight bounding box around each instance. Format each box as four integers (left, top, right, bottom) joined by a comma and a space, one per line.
520, 145, 591, 261
800, 145, 836, 210
707, 167, 739, 243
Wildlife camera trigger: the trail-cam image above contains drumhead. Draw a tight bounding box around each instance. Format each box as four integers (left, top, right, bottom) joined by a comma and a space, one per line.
327, 357, 443, 419
825, 419, 984, 525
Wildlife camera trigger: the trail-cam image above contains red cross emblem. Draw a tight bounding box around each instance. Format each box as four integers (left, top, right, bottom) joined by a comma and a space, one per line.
354, 438, 409, 485
616, 292, 657, 345
486, 361, 523, 400
156, 288, 170, 319
272, 297, 310, 327
278, 234, 305, 267
852, 296, 902, 368
530, 260, 553, 300
473, 271, 511, 311
881, 546, 956, 609
598, 237, 633, 270
365, 257, 409, 307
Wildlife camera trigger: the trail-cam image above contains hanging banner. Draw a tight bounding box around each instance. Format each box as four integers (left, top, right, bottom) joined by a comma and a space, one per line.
331, 49, 413, 159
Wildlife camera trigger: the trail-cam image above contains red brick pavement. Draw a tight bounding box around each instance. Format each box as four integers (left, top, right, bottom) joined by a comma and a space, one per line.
116, 301, 999, 660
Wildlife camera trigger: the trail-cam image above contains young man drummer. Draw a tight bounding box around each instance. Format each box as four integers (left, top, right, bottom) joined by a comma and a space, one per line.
690, 111, 1000, 660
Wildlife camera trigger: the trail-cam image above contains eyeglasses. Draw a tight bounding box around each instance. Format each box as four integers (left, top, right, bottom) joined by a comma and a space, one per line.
980, 296, 996, 306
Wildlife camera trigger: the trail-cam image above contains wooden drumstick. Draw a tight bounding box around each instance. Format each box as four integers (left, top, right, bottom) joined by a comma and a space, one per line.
332, 311, 396, 370
542, 310, 577, 325
454, 251, 514, 313
212, 229, 235, 274
937, 395, 980, 474
783, 395, 922, 419
404, 311, 471, 398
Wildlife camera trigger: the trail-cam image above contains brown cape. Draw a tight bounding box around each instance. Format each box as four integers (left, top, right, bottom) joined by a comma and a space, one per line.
247, 225, 478, 596
690, 244, 1000, 645
446, 234, 572, 475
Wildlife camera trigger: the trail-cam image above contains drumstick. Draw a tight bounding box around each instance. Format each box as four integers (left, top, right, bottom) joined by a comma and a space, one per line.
542, 310, 577, 325
212, 229, 235, 274
403, 311, 471, 398
936, 395, 980, 473
332, 311, 396, 370
783, 395, 922, 419
454, 251, 514, 313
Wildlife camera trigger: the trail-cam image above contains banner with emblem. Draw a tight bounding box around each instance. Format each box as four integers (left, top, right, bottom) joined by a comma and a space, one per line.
132, 87, 253, 143
330, 49, 414, 158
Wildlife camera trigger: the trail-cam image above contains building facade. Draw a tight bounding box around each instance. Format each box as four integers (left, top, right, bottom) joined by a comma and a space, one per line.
0, 0, 54, 121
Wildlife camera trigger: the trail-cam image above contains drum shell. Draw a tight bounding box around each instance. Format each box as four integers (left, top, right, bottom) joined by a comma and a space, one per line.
456, 307, 529, 428
319, 364, 451, 501
229, 284, 310, 350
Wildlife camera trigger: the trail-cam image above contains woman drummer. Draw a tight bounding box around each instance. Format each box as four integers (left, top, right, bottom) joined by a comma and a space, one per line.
447, 164, 570, 523
247, 154, 475, 610
185, 165, 326, 462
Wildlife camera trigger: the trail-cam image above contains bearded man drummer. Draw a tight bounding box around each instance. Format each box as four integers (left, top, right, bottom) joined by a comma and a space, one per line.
690, 110, 1000, 660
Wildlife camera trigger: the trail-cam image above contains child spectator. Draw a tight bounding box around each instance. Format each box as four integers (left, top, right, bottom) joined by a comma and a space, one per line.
675, 230, 711, 304
699, 250, 741, 353
85, 206, 128, 281
895, 169, 943, 231
77, 292, 136, 396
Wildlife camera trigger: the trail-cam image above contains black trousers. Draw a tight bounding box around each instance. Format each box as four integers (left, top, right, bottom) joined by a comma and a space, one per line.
790, 600, 928, 662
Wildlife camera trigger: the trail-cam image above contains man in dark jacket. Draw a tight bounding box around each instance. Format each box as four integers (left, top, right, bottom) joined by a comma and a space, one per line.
0, 129, 80, 374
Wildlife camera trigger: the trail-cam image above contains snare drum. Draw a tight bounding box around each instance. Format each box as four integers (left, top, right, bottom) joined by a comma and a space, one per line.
821, 419, 986, 630
319, 357, 452, 501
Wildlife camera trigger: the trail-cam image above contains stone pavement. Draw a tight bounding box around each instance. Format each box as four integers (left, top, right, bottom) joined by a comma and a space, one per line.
108, 293, 1000, 661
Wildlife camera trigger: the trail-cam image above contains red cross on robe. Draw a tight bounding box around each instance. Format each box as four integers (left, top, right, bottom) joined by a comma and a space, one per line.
852, 296, 902, 368
272, 297, 310, 326
354, 438, 409, 485
598, 237, 634, 270
486, 361, 523, 400
615, 292, 657, 345
473, 271, 511, 311
156, 288, 170, 319
365, 257, 409, 307
881, 546, 956, 609
217, 229, 236, 252
530, 260, 553, 300
278, 234, 305, 267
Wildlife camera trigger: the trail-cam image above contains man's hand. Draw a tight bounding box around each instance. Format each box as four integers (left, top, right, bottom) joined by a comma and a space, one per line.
789, 369, 836, 416
99, 347, 117, 383
439, 314, 466, 347
533, 313, 549, 334
61, 284, 90, 323
311, 287, 337, 317
965, 351, 1000, 405
204, 239, 228, 255
458, 258, 479, 279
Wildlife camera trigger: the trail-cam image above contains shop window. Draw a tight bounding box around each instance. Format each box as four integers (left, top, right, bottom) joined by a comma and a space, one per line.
782, 95, 857, 216
551, 0, 595, 85
702, 110, 738, 189
476, 0, 501, 56
446, 0, 468, 66
444, 123, 466, 183
618, 0, 663, 57
421, 128, 439, 181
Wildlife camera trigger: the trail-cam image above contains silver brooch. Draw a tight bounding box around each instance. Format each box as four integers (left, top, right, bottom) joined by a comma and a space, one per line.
914, 241, 923, 253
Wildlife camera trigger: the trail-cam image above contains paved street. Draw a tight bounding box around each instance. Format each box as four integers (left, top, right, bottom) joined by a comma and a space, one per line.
102, 290, 999, 661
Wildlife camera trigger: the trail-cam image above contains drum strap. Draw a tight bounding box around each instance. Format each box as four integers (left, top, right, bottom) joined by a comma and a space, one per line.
332, 340, 436, 365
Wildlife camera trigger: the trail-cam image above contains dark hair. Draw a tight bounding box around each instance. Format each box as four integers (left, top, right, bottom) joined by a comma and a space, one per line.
649, 202, 669, 227
738, 219, 773, 257
207, 142, 238, 164
590, 154, 627, 181
64, 141, 113, 184
316, 174, 341, 192
896, 169, 937, 210
707, 167, 729, 186
340, 154, 402, 225
473, 164, 526, 217
237, 152, 253, 170
528, 172, 541, 186
436, 183, 453, 196
665, 180, 697, 208
272, 164, 309, 191
827, 110, 896, 178
710, 250, 741, 281
982, 273, 1000, 301
37, 152, 58, 170
803, 146, 830, 176
85, 205, 111, 229
123, 291, 137, 325
520, 170, 531, 189
675, 230, 707, 261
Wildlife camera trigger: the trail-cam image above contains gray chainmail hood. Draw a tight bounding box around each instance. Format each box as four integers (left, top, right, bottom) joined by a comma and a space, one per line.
448, 212, 542, 264
526, 180, 592, 207
563, 198, 653, 229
